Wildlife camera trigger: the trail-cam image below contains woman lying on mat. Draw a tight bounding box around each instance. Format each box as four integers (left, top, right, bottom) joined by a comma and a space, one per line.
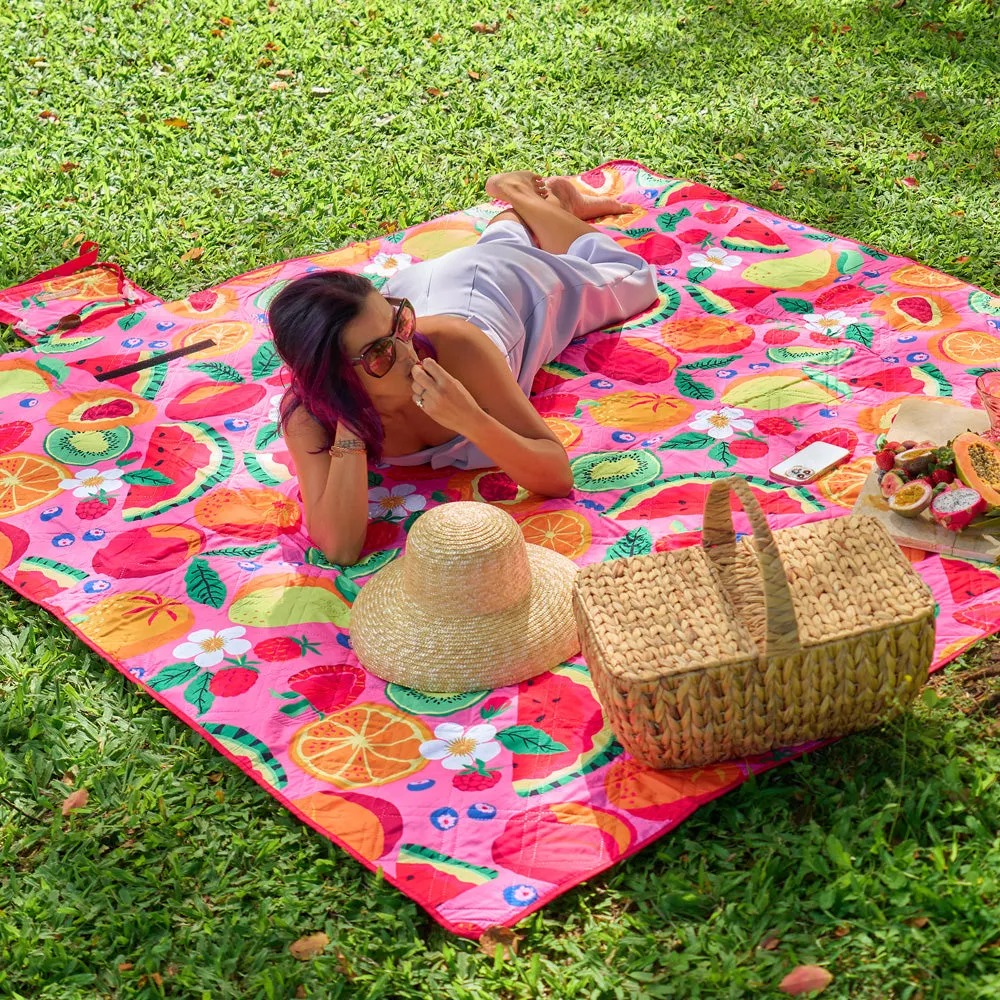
269, 170, 657, 565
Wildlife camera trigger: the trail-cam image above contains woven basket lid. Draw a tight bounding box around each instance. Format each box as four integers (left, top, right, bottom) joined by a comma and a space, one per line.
350, 502, 581, 692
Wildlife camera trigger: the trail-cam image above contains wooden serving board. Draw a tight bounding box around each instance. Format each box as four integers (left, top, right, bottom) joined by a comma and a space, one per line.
851, 398, 1000, 563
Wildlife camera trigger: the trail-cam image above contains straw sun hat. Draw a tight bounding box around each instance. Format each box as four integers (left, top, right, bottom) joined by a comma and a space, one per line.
350, 502, 581, 692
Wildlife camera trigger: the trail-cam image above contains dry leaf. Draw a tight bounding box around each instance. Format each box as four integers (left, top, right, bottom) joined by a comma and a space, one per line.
899, 177, 920, 188
994, 147, 1000, 159
780, 965, 834, 995
352, 66, 367, 75
59, 233, 84, 249
769, 180, 786, 191
908, 91, 928, 101
219, 16, 233, 26
59, 162, 78, 172
472, 21, 500, 33
61, 771, 76, 785
211, 28, 224, 37
270, 81, 288, 90
428, 32, 442, 43
809, 96, 821, 103
922, 131, 942, 146
948, 30, 965, 41
892, 0, 905, 7
732, 152, 746, 161
478, 926, 521, 959
83, 25, 96, 33
760, 935, 781, 950
310, 87, 333, 96
275, 68, 295, 78
907, 151, 927, 161
207, 772, 224, 783
62, 788, 89, 815
907, 916, 930, 928
269, 166, 288, 176
265, 41, 280, 51
954, 255, 970, 263
950, 210, 965, 217
179, 247, 204, 263
163, 117, 189, 128
833, 924, 850, 937
258, 57, 273, 67
118, 963, 134, 972
39, 110, 59, 120
920, 21, 941, 31
215, 789, 224, 803
426, 87, 442, 96
336, 951, 355, 980
165, 964, 179, 977
151, 973, 163, 987
268, 2, 278, 10
295, 988, 307, 999
467, 69, 481, 80
289, 932, 329, 961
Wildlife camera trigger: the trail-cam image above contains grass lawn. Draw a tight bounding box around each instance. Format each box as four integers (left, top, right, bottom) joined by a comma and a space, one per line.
2, 0, 1000, 996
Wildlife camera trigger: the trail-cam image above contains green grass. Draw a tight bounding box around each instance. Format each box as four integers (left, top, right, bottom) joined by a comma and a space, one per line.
2, 0, 1000, 996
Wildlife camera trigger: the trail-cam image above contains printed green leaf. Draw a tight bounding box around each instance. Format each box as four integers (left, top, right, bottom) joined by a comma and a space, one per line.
255, 423, 281, 450
335, 574, 361, 604
148, 662, 201, 692
188, 361, 244, 383
184, 671, 215, 717
185, 558, 227, 609
776, 297, 814, 314
367, 470, 383, 488
35, 357, 69, 383
604, 526, 653, 561
708, 440, 737, 468
859, 246, 890, 261
494, 725, 568, 755
658, 432, 714, 450
618, 227, 654, 239
966, 367, 1000, 378
685, 266, 714, 284
121, 469, 175, 486
251, 342, 282, 380
656, 207, 691, 232
303, 547, 338, 570
674, 370, 714, 401
917, 361, 953, 397
117, 311, 146, 332
342, 548, 402, 579
201, 543, 277, 559
803, 233, 836, 242
279, 699, 312, 717
383, 230, 405, 244
680, 354, 742, 371
842, 323, 874, 349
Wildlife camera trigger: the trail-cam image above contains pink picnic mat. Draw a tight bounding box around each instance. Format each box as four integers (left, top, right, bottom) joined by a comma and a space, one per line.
3, 160, 1000, 939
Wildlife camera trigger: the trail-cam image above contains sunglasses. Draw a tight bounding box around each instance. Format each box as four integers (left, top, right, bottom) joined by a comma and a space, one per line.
348, 297, 416, 378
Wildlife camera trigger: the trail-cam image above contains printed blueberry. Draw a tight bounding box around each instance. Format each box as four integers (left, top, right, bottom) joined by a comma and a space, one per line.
430, 807, 459, 831
467, 802, 497, 821
155, 321, 176, 331
52, 533, 75, 547
833, 275, 854, 284
787, 223, 806, 231
255, 313, 268, 323
659, 267, 679, 277
148, 339, 169, 349
128, 666, 146, 679
897, 335, 918, 344
589, 378, 614, 390
748, 362, 770, 371
862, 270, 881, 278
611, 431, 637, 444
336, 633, 353, 649
577, 499, 605, 512
503, 884, 539, 907
640, 436, 664, 447
304, 266, 322, 273
19, 398, 37, 408
120, 337, 143, 348
906, 352, 929, 364
881, 356, 899, 365
407, 778, 436, 792
237, 560, 261, 572
988, 320, 1000, 332
819, 408, 838, 418
716, 369, 738, 379
224, 417, 250, 432
39, 506, 62, 522
642, 188, 659, 200
83, 579, 112, 594
82, 528, 106, 541
768, 220, 783, 228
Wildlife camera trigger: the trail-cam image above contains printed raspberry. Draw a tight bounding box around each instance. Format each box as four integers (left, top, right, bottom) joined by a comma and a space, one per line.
875, 449, 897, 472
75, 495, 116, 520
755, 416, 799, 437
253, 635, 319, 662
452, 768, 502, 792
728, 437, 769, 459
677, 228, 711, 244
208, 667, 259, 697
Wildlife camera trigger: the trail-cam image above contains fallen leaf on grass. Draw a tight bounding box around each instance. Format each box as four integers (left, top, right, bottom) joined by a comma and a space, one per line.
780, 965, 834, 995
211, 28, 224, 37
907, 916, 930, 928
179, 247, 204, 263
39, 110, 59, 121
479, 926, 521, 959
899, 177, 920, 188
310, 87, 333, 96
219, 16, 233, 26
428, 32, 442, 43
83, 25, 96, 33
769, 180, 786, 191
59, 162, 78, 172
290, 932, 329, 960
907, 151, 927, 161
163, 117, 189, 128
908, 91, 928, 101
295, 988, 307, 999
948, 30, 965, 41
954, 255, 970, 263
892, 0, 905, 7
118, 963, 133, 972
60, 233, 85, 249
62, 788, 89, 815
270, 168, 288, 177
275, 68, 295, 78
923, 132, 942, 146
467, 69, 481, 80
151, 973, 163, 987
760, 935, 781, 950
809, 96, 821, 103
270, 81, 288, 90
265, 41, 280, 51
472, 21, 500, 33
426, 87, 442, 96
833, 925, 850, 937
995, 147, 1000, 159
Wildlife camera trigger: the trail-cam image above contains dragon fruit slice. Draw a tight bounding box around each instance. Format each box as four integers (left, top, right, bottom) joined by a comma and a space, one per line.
930, 486, 987, 532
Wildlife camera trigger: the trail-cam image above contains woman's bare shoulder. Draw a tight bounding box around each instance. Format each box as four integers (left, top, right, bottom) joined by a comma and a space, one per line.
283, 402, 327, 450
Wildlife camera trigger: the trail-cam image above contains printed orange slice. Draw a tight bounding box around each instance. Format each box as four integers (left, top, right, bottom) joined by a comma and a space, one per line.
0, 453, 68, 519
544, 417, 582, 450
519, 509, 592, 559
172, 320, 254, 359
816, 456, 874, 508
929, 329, 1000, 367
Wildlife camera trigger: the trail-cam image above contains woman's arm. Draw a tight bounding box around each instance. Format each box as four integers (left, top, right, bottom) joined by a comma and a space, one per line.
411, 321, 574, 497
284, 408, 370, 566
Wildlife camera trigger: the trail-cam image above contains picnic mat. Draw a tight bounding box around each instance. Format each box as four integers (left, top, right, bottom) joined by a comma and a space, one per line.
3, 159, 1000, 939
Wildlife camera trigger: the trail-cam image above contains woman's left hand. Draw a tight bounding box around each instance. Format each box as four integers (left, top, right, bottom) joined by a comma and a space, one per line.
410, 357, 484, 434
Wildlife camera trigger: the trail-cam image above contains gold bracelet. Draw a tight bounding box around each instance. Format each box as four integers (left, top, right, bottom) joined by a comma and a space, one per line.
328, 439, 366, 459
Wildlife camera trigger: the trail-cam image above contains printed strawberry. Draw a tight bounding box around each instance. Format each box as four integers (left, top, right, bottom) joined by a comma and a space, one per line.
452, 766, 502, 792
728, 436, 769, 459
75, 492, 117, 520
677, 228, 712, 245
208, 666, 259, 697
875, 449, 897, 472
253, 634, 320, 662
763, 328, 798, 345
755, 416, 800, 436
931, 468, 956, 486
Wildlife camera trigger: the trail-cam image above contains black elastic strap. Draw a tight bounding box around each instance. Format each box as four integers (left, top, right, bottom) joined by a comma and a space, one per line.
94, 340, 216, 381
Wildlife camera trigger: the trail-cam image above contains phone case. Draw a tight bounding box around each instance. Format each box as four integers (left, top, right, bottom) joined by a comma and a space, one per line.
769, 441, 851, 485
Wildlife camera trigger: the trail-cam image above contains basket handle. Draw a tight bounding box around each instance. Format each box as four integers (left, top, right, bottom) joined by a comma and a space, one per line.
701, 476, 801, 657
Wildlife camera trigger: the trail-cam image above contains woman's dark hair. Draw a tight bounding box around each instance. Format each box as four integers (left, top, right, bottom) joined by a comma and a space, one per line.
267, 270, 435, 462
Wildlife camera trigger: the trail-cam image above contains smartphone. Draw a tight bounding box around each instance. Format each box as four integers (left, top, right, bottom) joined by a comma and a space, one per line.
770, 441, 851, 485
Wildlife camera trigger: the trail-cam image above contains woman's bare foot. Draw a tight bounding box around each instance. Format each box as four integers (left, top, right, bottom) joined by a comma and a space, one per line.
485, 170, 548, 203
546, 176, 633, 220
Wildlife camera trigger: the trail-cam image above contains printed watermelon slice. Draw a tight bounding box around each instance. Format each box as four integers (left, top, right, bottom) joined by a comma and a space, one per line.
511, 662, 623, 798
940, 557, 1000, 604
711, 286, 775, 310
122, 421, 234, 521
656, 181, 732, 207
395, 844, 498, 905
720, 218, 790, 254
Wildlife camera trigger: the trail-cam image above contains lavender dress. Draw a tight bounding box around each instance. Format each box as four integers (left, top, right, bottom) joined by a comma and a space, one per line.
379, 220, 656, 471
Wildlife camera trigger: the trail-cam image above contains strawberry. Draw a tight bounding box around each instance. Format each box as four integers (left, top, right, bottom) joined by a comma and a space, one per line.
452, 765, 502, 792
755, 416, 799, 436
677, 228, 711, 244
253, 635, 319, 661
75, 493, 116, 520
763, 328, 798, 345
875, 449, 897, 472
208, 666, 259, 697
931, 468, 955, 486
728, 437, 769, 459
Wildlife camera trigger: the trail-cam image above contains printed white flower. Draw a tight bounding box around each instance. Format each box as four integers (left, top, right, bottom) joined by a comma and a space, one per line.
688, 247, 742, 271
689, 406, 754, 440
368, 483, 426, 519
266, 393, 284, 424
363, 251, 413, 278
419, 723, 501, 771
804, 310, 852, 337
172, 627, 252, 669
58, 467, 124, 498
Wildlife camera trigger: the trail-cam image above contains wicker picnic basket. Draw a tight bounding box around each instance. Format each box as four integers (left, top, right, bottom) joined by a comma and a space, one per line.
572, 476, 936, 769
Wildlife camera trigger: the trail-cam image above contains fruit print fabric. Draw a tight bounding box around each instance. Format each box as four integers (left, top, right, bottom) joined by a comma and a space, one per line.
1, 160, 999, 939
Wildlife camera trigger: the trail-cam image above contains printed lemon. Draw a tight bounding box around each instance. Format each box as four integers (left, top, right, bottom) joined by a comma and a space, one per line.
544, 417, 582, 450
588, 391, 694, 432
0, 453, 69, 518
659, 316, 754, 353
77, 590, 195, 659
816, 456, 874, 508
519, 509, 592, 559
929, 329, 1000, 367
289, 703, 432, 788
720, 370, 840, 410
42, 268, 121, 300
172, 320, 254, 359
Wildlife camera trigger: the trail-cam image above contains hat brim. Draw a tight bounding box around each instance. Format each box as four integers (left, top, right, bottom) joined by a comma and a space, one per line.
350, 545, 581, 692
